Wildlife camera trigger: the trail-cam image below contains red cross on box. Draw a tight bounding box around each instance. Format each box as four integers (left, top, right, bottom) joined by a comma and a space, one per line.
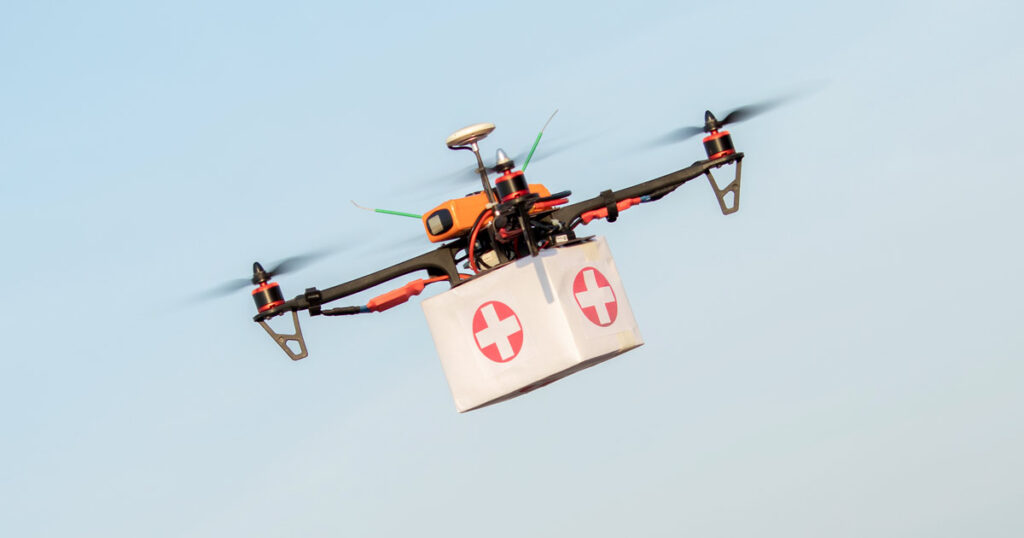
572, 267, 618, 327
472, 301, 524, 363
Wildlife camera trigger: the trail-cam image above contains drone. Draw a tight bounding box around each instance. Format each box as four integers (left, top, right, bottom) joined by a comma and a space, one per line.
218, 99, 781, 373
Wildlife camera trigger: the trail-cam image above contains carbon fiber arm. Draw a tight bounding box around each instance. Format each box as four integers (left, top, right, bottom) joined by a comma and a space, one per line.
254, 240, 465, 322
549, 152, 743, 225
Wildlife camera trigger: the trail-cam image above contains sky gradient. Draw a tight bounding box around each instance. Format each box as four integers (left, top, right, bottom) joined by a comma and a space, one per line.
2, 1, 1022, 536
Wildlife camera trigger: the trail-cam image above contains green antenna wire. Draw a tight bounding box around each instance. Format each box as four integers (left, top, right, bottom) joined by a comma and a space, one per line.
350, 200, 422, 219
521, 109, 558, 172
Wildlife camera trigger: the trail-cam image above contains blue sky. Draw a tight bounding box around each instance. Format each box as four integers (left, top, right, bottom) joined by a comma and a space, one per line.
2, 1, 1022, 536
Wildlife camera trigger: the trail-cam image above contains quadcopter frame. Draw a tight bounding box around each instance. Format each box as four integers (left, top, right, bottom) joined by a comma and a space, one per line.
253, 151, 743, 360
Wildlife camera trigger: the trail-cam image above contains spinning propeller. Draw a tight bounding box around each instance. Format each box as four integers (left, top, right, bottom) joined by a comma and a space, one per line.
653, 95, 795, 146
197, 250, 335, 301
449, 135, 597, 182
436, 110, 597, 188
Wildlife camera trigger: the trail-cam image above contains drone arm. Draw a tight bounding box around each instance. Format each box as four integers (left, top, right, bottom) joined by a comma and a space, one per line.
550, 153, 743, 226
319, 276, 451, 314
254, 242, 464, 321
317, 243, 463, 303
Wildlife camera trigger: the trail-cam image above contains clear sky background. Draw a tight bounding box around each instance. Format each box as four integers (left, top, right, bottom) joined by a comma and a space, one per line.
2, 1, 1022, 536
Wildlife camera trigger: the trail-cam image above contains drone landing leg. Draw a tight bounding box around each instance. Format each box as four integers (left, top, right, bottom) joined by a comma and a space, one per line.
705, 159, 742, 215
259, 311, 308, 361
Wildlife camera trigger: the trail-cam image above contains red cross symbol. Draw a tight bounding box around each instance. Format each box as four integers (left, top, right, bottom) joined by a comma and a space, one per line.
472, 301, 524, 363
572, 267, 618, 327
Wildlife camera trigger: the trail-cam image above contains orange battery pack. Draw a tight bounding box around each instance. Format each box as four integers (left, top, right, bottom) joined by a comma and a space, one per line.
422, 184, 552, 243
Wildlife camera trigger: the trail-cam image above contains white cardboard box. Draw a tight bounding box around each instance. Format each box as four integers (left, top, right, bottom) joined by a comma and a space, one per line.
422, 236, 643, 412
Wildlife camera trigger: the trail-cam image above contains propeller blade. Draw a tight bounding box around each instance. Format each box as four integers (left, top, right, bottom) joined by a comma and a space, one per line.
522, 133, 601, 166
196, 278, 253, 300
650, 125, 706, 147
719, 95, 796, 126
443, 133, 599, 183
193, 247, 342, 303
265, 250, 333, 278
647, 89, 814, 150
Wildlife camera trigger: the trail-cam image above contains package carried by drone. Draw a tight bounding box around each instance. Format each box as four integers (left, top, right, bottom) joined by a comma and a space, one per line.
422, 236, 643, 412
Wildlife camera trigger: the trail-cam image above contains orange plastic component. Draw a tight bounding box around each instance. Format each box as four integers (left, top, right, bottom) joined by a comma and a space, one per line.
580, 197, 643, 225
422, 183, 552, 243
532, 197, 569, 212
366, 276, 447, 312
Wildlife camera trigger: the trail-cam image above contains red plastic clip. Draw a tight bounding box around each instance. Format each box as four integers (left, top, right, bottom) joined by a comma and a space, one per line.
532, 198, 569, 211
366, 276, 447, 312
580, 197, 642, 225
